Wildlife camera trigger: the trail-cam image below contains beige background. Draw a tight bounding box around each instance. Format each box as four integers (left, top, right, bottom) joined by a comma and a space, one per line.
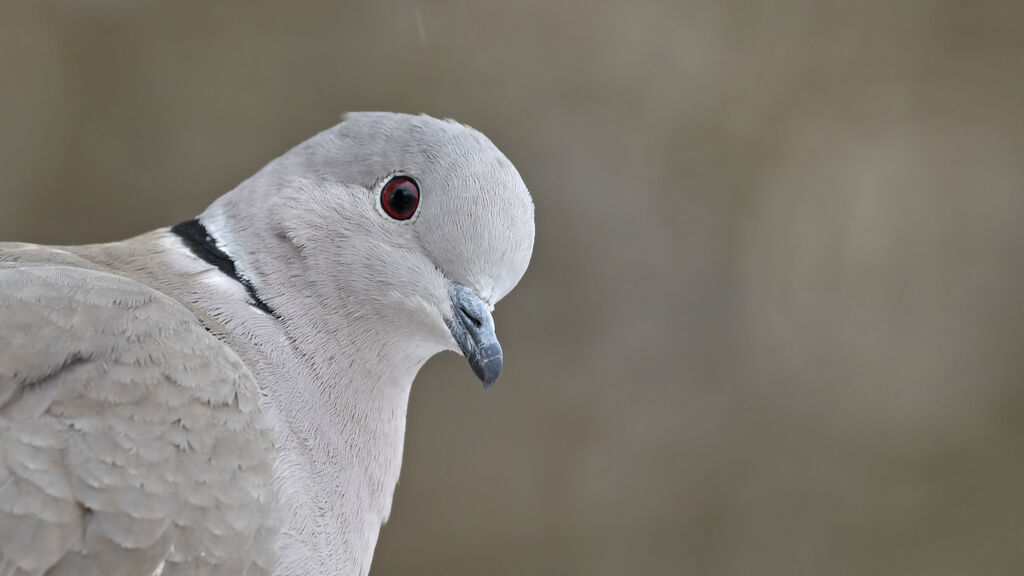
2, 1, 1023, 574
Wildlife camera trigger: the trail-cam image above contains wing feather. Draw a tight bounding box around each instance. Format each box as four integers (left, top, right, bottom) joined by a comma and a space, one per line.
0, 245, 278, 575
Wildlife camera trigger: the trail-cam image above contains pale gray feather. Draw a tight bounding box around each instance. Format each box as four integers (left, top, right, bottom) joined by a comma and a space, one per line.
0, 246, 277, 576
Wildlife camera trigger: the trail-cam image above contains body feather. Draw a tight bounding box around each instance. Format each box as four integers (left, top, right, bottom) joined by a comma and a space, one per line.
0, 246, 277, 576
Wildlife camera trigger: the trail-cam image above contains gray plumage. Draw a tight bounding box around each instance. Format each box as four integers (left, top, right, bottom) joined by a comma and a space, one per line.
0, 113, 535, 575
1, 246, 277, 576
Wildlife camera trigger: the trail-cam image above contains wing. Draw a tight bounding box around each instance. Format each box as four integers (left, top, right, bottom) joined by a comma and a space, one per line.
0, 245, 277, 576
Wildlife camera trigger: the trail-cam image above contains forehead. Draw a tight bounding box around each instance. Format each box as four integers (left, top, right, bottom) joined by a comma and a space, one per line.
408, 121, 534, 304
323, 113, 536, 302
415, 143, 535, 304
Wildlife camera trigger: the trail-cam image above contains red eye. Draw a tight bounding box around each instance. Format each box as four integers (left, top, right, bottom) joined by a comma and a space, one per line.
380, 176, 420, 220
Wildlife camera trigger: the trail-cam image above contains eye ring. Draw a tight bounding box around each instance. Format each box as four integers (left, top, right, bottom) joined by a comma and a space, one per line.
380, 176, 420, 221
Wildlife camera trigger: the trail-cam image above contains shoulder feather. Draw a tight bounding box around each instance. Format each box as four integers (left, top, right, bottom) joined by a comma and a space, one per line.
0, 245, 278, 575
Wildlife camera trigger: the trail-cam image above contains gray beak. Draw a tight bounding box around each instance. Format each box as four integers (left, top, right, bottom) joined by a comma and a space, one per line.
445, 284, 503, 390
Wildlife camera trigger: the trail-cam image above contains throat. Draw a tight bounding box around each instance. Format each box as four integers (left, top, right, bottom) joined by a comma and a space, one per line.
170, 218, 277, 317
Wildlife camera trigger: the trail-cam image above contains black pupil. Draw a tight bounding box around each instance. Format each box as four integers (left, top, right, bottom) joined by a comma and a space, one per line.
388, 184, 416, 215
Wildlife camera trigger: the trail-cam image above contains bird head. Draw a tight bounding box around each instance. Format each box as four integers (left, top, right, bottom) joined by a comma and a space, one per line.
203, 112, 535, 389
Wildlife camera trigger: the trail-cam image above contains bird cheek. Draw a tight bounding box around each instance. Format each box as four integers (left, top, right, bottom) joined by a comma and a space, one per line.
378, 290, 449, 345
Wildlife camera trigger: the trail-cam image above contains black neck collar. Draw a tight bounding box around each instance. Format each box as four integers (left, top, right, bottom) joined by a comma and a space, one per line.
170, 218, 276, 317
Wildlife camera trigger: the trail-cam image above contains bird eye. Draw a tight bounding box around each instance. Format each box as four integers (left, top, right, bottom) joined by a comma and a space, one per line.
380, 176, 420, 221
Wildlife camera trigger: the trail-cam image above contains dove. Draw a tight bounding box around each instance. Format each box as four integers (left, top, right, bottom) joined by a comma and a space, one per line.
0, 112, 535, 576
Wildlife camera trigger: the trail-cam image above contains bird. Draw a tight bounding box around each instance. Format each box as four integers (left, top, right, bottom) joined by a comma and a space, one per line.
0, 112, 536, 576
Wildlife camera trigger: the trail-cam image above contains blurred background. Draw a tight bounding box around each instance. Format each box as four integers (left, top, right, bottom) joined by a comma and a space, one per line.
2, 1, 1023, 574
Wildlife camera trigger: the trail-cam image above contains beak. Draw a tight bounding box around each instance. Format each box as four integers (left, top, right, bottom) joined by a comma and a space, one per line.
445, 284, 503, 390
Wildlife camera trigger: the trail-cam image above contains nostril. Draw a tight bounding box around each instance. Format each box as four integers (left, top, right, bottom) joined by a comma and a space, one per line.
459, 305, 482, 328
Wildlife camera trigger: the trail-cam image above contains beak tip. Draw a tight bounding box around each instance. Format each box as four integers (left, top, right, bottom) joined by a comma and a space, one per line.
474, 355, 502, 391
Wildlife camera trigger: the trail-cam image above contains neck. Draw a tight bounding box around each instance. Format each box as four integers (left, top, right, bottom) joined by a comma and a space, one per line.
74, 224, 429, 576
170, 218, 277, 317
